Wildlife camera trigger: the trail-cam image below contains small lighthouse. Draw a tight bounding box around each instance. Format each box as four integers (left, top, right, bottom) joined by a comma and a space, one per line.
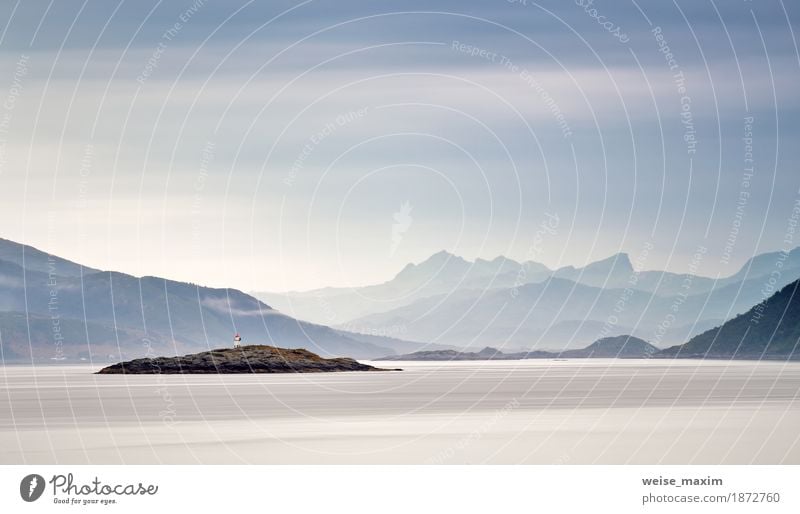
233, 333, 242, 348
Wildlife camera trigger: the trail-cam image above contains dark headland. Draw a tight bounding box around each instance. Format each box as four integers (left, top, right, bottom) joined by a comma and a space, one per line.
97, 345, 400, 374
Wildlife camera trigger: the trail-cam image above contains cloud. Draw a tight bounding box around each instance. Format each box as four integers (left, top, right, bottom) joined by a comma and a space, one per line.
0, 0, 797, 290
200, 296, 265, 317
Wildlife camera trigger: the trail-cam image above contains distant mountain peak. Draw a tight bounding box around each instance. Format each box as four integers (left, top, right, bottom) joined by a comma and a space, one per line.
585, 252, 633, 271
391, 250, 467, 283
410, 250, 470, 271
418, 251, 528, 270
553, 251, 633, 279
426, 249, 463, 262
475, 255, 513, 264
728, 245, 800, 281
407, 250, 554, 274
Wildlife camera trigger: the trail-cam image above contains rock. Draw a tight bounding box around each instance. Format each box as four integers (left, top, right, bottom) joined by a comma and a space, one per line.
96, 345, 400, 374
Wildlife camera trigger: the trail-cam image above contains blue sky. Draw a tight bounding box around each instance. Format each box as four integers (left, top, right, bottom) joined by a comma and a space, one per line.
0, 0, 798, 290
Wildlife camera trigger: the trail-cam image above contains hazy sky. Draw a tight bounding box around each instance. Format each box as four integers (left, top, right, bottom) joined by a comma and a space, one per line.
0, 0, 798, 291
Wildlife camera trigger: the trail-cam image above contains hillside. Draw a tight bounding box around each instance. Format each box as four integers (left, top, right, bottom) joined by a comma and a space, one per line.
659, 279, 800, 358
557, 335, 657, 358
0, 238, 407, 361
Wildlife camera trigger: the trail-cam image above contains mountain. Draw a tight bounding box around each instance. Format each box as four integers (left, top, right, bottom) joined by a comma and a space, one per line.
724, 247, 800, 284
377, 335, 657, 360
659, 279, 800, 358
0, 311, 147, 361
552, 252, 634, 288
345, 266, 800, 350
343, 278, 662, 349
254, 251, 550, 325
558, 335, 657, 358
633, 247, 800, 297
0, 237, 99, 278
8, 236, 796, 362
255, 247, 800, 328
0, 238, 416, 361
376, 346, 519, 361
551, 248, 800, 295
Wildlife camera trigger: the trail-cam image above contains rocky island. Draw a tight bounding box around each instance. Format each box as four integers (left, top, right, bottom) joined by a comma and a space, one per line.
97, 345, 398, 374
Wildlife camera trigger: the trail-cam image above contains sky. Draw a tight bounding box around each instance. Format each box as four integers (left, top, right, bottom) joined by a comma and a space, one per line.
0, 0, 798, 291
